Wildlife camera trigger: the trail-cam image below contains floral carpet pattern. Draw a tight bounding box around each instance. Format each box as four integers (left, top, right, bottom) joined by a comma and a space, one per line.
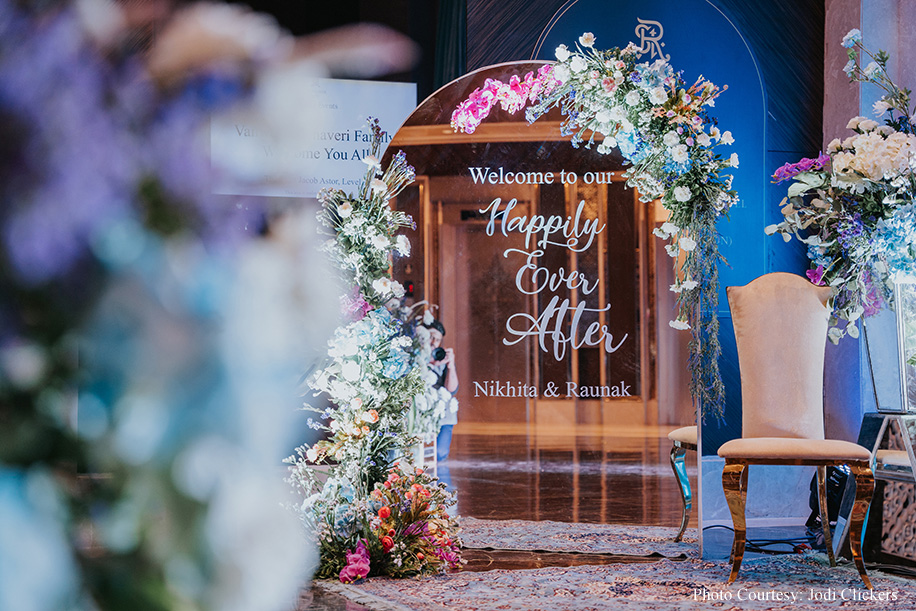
458, 517, 699, 558
317, 520, 915, 611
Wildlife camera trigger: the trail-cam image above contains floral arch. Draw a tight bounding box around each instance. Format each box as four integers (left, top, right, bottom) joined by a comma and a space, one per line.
451, 33, 739, 421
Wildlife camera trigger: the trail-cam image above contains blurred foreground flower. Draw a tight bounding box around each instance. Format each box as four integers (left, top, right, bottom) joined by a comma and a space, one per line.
0, 1, 415, 609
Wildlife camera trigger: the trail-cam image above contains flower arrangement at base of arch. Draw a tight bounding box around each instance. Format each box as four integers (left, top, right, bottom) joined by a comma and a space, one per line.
451, 33, 739, 422
286, 120, 461, 581
767, 30, 916, 343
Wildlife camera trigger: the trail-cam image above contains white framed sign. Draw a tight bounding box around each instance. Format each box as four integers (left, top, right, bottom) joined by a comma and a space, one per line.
211, 77, 417, 198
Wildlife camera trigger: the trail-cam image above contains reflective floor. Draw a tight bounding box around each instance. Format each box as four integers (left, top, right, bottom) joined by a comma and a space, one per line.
438, 423, 692, 526
296, 423, 696, 610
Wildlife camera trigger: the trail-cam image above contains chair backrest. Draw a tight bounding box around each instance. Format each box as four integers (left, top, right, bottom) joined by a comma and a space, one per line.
727, 272, 832, 440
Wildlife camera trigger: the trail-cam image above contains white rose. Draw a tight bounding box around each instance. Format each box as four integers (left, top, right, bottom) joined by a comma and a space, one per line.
570, 55, 587, 73
728, 152, 740, 167
553, 64, 570, 83
670, 144, 689, 163
372, 276, 392, 295
857, 119, 879, 131
720, 130, 735, 145
396, 234, 410, 256
555, 44, 570, 62
673, 186, 691, 202
679, 236, 697, 251
846, 116, 865, 130
579, 32, 595, 48
649, 87, 668, 105
663, 131, 680, 147
371, 234, 389, 250
669, 319, 690, 330
337, 201, 353, 218
625, 90, 641, 106
697, 133, 712, 147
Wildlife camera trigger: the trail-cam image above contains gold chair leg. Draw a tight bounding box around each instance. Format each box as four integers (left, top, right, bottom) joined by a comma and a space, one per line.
816, 465, 836, 566
722, 461, 749, 584
670, 444, 691, 542
848, 463, 875, 590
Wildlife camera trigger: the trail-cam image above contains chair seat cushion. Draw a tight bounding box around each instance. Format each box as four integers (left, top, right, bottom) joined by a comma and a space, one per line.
717, 437, 870, 461
667, 425, 698, 446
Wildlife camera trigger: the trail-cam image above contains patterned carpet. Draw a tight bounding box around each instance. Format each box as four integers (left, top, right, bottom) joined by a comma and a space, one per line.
458, 516, 699, 557
316, 519, 915, 611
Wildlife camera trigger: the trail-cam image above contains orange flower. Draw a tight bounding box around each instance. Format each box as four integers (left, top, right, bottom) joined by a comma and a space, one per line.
381, 535, 394, 552
378, 506, 391, 519
367, 409, 379, 423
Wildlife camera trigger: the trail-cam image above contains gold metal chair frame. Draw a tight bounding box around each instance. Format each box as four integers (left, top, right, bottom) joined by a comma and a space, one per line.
669, 435, 697, 542
722, 457, 875, 589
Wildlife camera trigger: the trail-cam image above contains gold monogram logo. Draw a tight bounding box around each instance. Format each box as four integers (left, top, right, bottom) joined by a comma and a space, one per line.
634, 18, 670, 61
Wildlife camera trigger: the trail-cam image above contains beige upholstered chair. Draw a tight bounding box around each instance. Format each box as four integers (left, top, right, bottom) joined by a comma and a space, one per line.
667, 425, 697, 541
719, 273, 875, 588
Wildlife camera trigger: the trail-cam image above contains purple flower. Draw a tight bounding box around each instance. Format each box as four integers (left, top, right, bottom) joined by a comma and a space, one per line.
806, 265, 826, 286
341, 291, 373, 320
772, 152, 830, 183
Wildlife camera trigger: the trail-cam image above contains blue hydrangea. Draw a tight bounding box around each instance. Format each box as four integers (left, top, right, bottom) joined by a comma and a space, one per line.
381, 349, 411, 379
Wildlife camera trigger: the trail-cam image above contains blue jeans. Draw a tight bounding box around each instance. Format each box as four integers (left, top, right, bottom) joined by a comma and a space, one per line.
436, 424, 454, 461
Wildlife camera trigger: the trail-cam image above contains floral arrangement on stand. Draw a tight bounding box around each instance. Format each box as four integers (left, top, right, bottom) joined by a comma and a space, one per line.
451, 33, 739, 421
286, 121, 462, 581
767, 29, 916, 342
